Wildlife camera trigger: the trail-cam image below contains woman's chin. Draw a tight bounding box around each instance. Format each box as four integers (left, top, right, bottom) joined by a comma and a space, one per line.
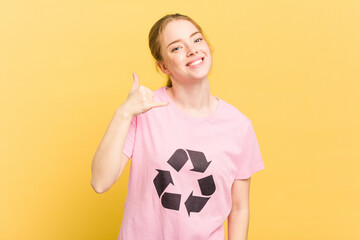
170, 68, 211, 83
187, 67, 211, 80
184, 74, 210, 84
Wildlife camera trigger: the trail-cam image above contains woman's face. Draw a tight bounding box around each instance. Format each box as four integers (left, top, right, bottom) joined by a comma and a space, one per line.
158, 20, 212, 83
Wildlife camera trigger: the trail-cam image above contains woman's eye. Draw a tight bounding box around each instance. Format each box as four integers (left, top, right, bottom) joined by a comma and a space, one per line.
171, 47, 180, 52
195, 38, 203, 43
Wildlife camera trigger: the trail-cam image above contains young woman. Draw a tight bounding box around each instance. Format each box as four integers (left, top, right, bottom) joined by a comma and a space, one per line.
91, 13, 265, 240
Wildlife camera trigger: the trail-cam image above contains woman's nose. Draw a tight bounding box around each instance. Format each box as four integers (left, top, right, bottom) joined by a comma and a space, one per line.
186, 44, 198, 57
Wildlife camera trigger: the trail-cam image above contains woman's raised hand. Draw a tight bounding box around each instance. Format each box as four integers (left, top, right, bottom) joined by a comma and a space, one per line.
121, 73, 169, 117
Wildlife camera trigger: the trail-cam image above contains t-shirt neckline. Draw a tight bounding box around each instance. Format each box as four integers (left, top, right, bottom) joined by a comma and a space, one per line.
163, 86, 222, 122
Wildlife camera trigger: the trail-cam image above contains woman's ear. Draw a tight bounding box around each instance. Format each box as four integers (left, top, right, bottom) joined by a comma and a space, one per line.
157, 61, 170, 75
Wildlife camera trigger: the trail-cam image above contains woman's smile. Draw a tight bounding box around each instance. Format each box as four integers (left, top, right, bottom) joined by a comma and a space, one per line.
186, 57, 205, 68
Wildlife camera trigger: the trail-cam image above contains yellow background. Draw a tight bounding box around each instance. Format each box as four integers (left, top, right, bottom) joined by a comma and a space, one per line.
1, 0, 359, 239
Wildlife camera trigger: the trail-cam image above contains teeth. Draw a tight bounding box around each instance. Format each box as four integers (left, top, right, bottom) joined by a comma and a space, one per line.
189, 58, 203, 67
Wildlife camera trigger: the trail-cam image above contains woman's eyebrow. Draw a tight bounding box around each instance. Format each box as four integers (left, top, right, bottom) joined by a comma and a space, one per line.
167, 31, 201, 48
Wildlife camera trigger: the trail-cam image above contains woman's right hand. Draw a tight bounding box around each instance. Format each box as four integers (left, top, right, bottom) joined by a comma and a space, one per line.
121, 72, 169, 117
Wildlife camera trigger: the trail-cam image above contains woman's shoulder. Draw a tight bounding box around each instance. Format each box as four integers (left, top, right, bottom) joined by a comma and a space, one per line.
153, 86, 168, 94
218, 97, 252, 124
152, 86, 168, 102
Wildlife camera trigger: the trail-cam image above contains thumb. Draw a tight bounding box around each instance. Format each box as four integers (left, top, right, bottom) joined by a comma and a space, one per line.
131, 72, 139, 91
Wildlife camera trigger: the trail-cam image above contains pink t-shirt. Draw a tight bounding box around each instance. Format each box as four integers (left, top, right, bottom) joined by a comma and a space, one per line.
118, 86, 265, 240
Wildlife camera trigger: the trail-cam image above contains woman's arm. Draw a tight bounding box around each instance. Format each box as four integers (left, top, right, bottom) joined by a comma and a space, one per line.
90, 73, 169, 194
90, 106, 133, 194
228, 178, 251, 240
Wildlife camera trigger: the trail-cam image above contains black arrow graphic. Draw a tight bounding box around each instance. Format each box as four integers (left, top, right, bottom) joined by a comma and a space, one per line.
186, 150, 211, 173
153, 170, 174, 197
184, 191, 210, 217
161, 192, 181, 210
167, 149, 189, 172
198, 175, 216, 196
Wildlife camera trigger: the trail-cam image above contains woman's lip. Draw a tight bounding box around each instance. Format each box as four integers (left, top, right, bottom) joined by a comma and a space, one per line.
186, 57, 204, 67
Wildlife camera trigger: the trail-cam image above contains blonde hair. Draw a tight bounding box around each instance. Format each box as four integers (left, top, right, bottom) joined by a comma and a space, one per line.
148, 13, 211, 87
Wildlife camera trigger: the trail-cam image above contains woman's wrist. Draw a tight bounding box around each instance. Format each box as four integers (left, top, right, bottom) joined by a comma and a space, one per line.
115, 105, 134, 121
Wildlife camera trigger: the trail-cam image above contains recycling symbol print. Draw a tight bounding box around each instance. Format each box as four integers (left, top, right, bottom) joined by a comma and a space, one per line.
153, 149, 216, 217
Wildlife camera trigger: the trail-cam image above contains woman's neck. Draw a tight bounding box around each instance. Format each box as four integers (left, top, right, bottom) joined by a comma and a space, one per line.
166, 79, 218, 117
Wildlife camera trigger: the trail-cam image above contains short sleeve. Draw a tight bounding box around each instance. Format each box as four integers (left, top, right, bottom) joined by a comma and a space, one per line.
234, 121, 265, 179
122, 115, 137, 159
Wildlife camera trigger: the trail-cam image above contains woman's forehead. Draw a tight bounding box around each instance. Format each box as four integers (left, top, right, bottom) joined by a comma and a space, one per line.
161, 20, 199, 45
